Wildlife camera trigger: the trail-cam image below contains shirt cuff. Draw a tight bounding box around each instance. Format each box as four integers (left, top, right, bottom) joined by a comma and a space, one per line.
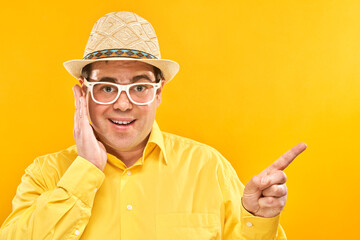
57, 156, 105, 207
240, 202, 281, 239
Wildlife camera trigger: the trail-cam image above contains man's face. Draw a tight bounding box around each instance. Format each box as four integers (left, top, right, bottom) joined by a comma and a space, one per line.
80, 60, 165, 153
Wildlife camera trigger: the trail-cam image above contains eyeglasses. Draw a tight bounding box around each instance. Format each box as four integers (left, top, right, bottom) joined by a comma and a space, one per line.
83, 78, 161, 105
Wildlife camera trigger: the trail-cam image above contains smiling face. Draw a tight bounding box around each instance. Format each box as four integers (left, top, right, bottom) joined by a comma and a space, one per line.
80, 60, 165, 154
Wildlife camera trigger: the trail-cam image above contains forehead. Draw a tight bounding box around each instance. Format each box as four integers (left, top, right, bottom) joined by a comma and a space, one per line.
89, 60, 155, 80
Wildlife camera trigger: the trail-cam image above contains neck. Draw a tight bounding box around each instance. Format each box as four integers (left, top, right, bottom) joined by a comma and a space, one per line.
109, 147, 144, 168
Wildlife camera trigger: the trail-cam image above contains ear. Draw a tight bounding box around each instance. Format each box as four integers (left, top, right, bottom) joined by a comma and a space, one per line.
78, 77, 87, 96
156, 80, 166, 107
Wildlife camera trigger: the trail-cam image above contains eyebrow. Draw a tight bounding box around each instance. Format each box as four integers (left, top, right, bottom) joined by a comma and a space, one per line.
95, 74, 154, 83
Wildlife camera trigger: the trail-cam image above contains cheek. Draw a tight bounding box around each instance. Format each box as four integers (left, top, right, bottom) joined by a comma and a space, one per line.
139, 105, 154, 117
87, 100, 107, 123
139, 104, 157, 123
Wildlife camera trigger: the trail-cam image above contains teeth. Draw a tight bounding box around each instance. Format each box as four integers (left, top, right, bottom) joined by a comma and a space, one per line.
111, 120, 132, 125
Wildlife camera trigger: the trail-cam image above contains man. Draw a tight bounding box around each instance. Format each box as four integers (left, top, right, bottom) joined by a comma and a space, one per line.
0, 12, 306, 239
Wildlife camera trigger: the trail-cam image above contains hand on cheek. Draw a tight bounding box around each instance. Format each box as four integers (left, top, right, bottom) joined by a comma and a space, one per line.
73, 84, 108, 171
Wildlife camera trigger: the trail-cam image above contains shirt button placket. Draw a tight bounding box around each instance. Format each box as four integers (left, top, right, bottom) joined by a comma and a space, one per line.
121, 168, 134, 239
125, 171, 132, 210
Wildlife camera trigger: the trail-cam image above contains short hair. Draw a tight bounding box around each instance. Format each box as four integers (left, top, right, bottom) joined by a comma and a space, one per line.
81, 61, 164, 82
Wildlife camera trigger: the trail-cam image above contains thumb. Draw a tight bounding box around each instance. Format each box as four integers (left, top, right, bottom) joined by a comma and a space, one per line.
242, 175, 266, 215
244, 174, 270, 195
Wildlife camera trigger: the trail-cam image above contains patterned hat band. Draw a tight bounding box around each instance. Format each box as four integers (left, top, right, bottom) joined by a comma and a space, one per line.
83, 48, 158, 60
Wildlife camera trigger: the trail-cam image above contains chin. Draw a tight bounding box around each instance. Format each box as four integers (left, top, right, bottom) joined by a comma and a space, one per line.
105, 138, 133, 151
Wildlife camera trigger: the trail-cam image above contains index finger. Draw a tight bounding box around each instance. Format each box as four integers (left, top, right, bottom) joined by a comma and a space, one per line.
73, 85, 82, 108
267, 142, 307, 172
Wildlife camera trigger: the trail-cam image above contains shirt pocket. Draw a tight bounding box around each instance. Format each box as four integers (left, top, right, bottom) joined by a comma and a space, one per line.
156, 213, 221, 240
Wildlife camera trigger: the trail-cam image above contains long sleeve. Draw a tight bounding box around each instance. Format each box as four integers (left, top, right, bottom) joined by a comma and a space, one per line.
216, 153, 287, 240
0, 156, 105, 240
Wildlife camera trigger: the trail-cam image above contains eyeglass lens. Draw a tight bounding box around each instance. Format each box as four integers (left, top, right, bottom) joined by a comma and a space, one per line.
92, 83, 155, 104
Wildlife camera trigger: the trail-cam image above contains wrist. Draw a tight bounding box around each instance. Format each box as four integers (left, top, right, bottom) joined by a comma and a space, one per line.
91, 160, 106, 171
78, 154, 106, 171
241, 197, 257, 216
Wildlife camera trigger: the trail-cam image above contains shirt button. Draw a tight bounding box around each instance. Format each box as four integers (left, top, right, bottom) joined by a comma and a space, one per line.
246, 222, 253, 227
127, 170, 132, 175
127, 204, 133, 210
74, 229, 80, 236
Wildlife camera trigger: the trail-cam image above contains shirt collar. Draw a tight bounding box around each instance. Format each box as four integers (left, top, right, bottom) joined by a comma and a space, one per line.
146, 120, 168, 165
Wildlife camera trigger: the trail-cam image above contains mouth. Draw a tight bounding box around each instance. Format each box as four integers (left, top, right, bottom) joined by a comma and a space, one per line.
109, 119, 136, 127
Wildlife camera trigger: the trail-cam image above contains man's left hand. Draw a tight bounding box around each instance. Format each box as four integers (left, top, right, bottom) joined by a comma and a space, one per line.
242, 142, 307, 218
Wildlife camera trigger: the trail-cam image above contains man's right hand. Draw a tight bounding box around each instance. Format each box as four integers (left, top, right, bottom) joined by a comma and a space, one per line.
73, 85, 107, 171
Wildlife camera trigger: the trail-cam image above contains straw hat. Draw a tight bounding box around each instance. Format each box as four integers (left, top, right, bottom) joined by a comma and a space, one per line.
63, 11, 179, 83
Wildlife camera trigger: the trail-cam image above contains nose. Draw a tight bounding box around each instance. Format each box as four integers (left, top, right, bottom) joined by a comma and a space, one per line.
113, 91, 133, 111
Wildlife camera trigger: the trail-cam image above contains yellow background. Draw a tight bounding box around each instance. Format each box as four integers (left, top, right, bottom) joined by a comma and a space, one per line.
1, 0, 359, 239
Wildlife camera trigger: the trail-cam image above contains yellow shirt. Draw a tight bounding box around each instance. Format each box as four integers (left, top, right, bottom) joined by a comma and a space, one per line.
1, 121, 286, 240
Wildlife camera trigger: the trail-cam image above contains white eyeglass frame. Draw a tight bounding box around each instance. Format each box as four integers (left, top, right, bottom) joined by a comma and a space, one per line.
83, 78, 161, 105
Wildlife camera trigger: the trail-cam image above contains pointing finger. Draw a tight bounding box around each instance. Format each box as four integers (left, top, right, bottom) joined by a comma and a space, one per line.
268, 142, 307, 172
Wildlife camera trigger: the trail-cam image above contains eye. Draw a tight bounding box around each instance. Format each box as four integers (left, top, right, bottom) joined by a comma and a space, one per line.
134, 85, 146, 92
102, 85, 115, 93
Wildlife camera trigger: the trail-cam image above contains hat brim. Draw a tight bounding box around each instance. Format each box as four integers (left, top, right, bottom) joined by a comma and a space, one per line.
63, 57, 179, 83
